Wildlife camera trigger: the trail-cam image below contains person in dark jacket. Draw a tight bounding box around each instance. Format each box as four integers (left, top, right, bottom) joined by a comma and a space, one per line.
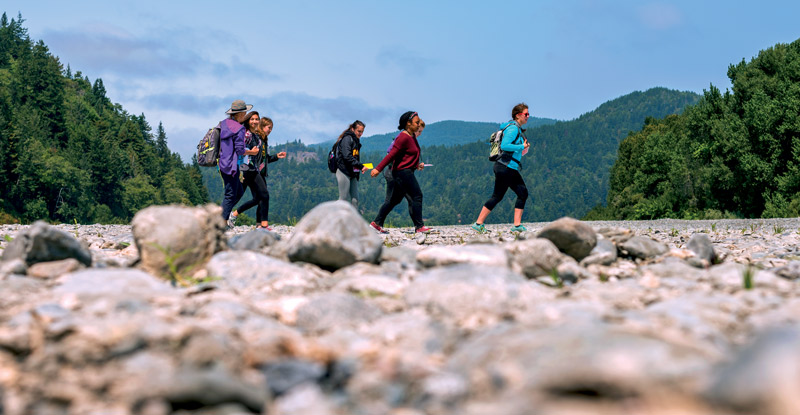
335, 120, 368, 208
369, 111, 432, 234
229, 115, 285, 230
219, 100, 251, 224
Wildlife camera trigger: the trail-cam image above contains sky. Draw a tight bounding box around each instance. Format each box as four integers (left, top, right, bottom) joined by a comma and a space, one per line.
3, 0, 800, 162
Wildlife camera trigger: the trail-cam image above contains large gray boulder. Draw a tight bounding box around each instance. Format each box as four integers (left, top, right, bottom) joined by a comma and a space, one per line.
619, 235, 668, 259
536, 217, 597, 261
282, 201, 382, 270
1, 221, 91, 266
505, 237, 568, 278
131, 204, 226, 281
687, 233, 716, 267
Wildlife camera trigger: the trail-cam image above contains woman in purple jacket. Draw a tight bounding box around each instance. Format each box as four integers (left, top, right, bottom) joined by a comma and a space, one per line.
218, 99, 251, 225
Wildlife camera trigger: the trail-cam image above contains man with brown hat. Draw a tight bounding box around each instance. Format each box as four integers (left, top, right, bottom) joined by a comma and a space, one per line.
219, 99, 253, 226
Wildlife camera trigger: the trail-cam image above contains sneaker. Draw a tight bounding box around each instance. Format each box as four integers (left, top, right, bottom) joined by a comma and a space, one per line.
227, 213, 237, 229
471, 222, 487, 233
509, 224, 527, 233
370, 221, 389, 234
415, 226, 433, 234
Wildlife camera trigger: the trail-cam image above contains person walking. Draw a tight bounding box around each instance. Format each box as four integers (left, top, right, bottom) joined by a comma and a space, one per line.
335, 120, 368, 208
228, 113, 286, 229
472, 103, 531, 233
219, 99, 251, 226
382, 120, 424, 216
369, 111, 431, 234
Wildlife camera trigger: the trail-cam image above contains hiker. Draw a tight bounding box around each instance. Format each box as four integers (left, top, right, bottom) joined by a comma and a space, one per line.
335, 120, 368, 208
369, 111, 431, 234
229, 115, 286, 229
382, 120, 425, 217
471, 103, 531, 233
219, 100, 251, 224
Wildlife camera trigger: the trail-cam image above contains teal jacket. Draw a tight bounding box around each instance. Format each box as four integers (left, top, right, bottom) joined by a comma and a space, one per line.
499, 120, 526, 170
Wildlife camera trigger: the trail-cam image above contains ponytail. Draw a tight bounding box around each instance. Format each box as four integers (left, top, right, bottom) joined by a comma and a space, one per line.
338, 120, 365, 141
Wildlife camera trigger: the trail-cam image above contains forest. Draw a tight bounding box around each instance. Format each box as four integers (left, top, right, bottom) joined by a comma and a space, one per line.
588, 38, 800, 220
203, 88, 701, 227
0, 13, 207, 224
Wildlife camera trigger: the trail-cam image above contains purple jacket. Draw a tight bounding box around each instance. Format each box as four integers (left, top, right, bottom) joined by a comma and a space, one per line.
218, 118, 246, 176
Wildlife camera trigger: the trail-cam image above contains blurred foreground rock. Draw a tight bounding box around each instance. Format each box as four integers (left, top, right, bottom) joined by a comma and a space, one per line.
0, 213, 800, 414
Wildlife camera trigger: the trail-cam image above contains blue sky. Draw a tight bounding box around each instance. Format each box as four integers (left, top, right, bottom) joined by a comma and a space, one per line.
3, 0, 799, 161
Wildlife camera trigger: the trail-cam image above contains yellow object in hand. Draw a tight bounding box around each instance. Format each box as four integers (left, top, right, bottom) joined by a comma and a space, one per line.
363, 163, 374, 169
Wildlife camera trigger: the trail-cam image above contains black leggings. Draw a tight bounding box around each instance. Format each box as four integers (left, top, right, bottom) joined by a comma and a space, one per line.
484, 162, 528, 210
383, 168, 412, 216
236, 171, 270, 222
374, 169, 423, 229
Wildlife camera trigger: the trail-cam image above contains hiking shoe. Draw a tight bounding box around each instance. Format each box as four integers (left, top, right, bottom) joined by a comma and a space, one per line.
471, 222, 487, 233
509, 224, 527, 233
415, 226, 433, 234
227, 214, 237, 229
370, 221, 389, 234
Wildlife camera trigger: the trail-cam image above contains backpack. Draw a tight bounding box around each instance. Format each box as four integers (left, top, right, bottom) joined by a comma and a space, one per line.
197, 123, 221, 167
488, 124, 514, 162
327, 140, 340, 173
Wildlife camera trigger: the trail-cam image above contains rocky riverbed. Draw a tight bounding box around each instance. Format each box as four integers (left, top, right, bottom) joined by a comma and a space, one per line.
1, 202, 800, 415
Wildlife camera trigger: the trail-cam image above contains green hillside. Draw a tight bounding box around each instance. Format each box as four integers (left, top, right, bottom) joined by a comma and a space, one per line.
0, 13, 207, 224
592, 38, 800, 220
204, 87, 700, 226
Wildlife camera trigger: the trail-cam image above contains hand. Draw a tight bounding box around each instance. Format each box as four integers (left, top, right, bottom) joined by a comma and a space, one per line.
277, 151, 287, 159
361, 166, 369, 174
418, 162, 425, 170
370, 169, 380, 177
524, 140, 530, 149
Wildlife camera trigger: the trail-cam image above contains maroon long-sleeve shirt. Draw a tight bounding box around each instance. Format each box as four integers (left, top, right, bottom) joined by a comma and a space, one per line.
376, 131, 421, 172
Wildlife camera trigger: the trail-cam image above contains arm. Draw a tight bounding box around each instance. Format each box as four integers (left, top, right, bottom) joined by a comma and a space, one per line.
500, 125, 525, 153
340, 136, 363, 170
375, 135, 405, 172
233, 126, 246, 157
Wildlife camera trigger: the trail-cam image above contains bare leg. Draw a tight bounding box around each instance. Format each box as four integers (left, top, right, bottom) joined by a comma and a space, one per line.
476, 207, 492, 225
514, 208, 524, 226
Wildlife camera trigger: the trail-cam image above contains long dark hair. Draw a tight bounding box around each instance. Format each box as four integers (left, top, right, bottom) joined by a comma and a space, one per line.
338, 120, 365, 141
243, 111, 260, 134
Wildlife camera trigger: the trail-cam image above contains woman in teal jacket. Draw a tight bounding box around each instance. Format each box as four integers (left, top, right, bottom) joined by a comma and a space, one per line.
471, 103, 531, 233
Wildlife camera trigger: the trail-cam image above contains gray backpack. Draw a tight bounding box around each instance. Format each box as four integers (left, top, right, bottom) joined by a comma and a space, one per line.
197, 123, 221, 167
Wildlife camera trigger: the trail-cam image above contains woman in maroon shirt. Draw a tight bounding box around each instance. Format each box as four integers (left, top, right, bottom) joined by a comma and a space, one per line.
369, 111, 432, 234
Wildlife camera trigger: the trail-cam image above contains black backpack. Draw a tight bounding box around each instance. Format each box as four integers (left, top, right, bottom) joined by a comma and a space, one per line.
327, 140, 340, 173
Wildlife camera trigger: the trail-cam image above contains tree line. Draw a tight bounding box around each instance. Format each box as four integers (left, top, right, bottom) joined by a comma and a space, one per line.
204, 88, 700, 227
0, 13, 207, 224
587, 38, 800, 220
